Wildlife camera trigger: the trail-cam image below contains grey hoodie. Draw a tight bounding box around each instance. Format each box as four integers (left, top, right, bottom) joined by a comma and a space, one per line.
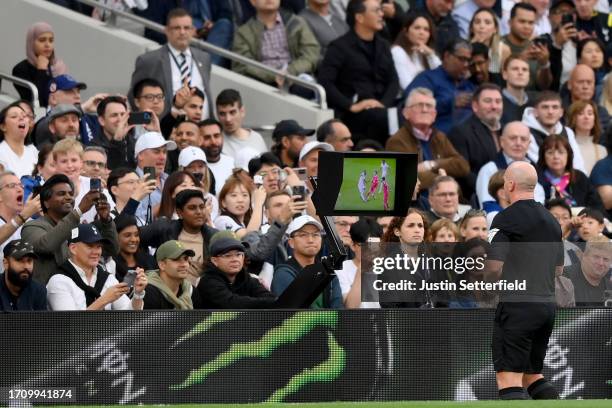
522, 107, 585, 173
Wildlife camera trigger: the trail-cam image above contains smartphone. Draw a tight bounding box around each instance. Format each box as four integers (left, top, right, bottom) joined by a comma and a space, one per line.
123, 269, 137, 289
90, 178, 102, 192
292, 185, 306, 201
561, 13, 574, 26
32, 185, 42, 197
143, 166, 156, 179
128, 111, 152, 126
253, 174, 263, 186
193, 172, 204, 183
533, 35, 548, 47
293, 167, 307, 182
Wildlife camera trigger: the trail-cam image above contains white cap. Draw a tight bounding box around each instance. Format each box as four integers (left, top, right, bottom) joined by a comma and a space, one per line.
234, 147, 260, 171
178, 146, 208, 167
287, 215, 324, 236
299, 141, 333, 162
134, 132, 177, 158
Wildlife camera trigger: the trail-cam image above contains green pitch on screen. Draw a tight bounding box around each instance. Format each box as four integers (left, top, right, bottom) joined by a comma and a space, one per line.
336, 158, 396, 211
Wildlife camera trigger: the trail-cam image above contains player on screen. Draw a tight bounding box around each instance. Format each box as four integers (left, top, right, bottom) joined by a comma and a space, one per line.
378, 160, 389, 193
383, 179, 390, 210
367, 170, 379, 200
358, 170, 368, 202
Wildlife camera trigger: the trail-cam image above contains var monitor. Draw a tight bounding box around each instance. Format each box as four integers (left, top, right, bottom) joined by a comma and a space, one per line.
312, 151, 417, 216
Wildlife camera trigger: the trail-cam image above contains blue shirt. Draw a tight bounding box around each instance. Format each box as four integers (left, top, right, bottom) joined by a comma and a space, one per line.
404, 66, 475, 135
0, 273, 47, 311
135, 167, 167, 224
590, 156, 612, 187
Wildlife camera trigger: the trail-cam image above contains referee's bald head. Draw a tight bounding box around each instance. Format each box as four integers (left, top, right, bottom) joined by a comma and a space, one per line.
504, 161, 537, 202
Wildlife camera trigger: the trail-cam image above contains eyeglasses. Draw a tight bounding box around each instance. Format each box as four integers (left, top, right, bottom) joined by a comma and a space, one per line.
408, 102, 435, 111
216, 251, 245, 260
292, 232, 321, 239
453, 54, 471, 64
0, 183, 23, 190
117, 179, 139, 186
138, 94, 164, 102
84, 160, 106, 168
258, 169, 284, 179
433, 191, 458, 198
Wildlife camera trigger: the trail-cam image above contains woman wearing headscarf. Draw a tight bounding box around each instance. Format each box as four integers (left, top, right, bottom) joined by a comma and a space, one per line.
12, 22, 68, 107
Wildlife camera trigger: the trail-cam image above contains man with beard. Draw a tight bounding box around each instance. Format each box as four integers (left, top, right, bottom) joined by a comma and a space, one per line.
20, 174, 118, 284
199, 118, 234, 190
0, 239, 46, 310
270, 120, 314, 168
47, 104, 82, 145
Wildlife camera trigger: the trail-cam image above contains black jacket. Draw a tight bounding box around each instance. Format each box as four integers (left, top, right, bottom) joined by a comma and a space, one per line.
448, 114, 499, 197
0, 273, 47, 311
538, 168, 604, 211
143, 283, 201, 310
317, 30, 399, 113
11, 59, 52, 107
90, 130, 136, 170
195, 263, 276, 309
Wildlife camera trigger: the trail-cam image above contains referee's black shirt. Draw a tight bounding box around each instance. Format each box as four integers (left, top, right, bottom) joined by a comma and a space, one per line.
488, 199, 564, 302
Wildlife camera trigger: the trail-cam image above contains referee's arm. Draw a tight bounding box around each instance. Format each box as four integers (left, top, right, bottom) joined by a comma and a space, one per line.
484, 228, 510, 282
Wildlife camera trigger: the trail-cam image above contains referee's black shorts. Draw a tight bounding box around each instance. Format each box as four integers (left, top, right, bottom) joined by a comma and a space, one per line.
492, 302, 556, 373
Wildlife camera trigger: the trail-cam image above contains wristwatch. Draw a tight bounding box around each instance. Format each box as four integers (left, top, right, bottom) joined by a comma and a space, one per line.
132, 290, 146, 300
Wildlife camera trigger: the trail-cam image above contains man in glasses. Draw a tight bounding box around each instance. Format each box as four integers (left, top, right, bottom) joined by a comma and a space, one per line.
271, 215, 343, 309
405, 39, 476, 135
196, 232, 276, 309
81, 147, 109, 185
386, 87, 469, 190
130, 8, 213, 119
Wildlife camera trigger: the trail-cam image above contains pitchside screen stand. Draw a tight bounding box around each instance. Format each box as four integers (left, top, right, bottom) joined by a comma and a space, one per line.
274, 178, 347, 308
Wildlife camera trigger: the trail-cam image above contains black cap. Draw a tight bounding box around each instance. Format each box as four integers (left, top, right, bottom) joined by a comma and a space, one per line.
69, 224, 111, 245
3, 240, 37, 260
210, 237, 246, 257
272, 120, 315, 142
550, 0, 574, 11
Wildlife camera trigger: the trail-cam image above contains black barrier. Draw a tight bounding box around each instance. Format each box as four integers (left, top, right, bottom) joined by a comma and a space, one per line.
0, 309, 610, 405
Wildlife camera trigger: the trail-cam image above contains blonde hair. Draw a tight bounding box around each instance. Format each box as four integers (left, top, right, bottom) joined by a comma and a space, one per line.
52, 138, 84, 160
427, 218, 460, 242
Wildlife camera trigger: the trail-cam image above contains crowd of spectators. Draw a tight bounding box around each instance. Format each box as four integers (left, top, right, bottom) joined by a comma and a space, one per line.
1, 0, 611, 311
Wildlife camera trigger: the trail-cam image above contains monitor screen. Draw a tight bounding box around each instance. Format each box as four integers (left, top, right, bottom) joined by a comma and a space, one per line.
312, 151, 417, 216
336, 157, 396, 212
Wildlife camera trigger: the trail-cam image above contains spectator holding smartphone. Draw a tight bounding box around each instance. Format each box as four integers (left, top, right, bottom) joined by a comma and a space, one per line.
47, 224, 146, 310
112, 215, 157, 283
501, 3, 552, 91
21, 174, 118, 284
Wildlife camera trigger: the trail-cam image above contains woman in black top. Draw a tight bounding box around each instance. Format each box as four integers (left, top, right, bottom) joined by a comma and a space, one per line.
11, 22, 67, 107
112, 215, 156, 282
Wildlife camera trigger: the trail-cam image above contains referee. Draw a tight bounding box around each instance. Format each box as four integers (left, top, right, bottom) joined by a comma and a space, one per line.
486, 162, 562, 400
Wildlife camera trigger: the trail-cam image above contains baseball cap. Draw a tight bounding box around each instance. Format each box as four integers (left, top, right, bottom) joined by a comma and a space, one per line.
155, 240, 196, 262
210, 236, 246, 257
178, 146, 207, 168
286, 215, 324, 236
3, 240, 37, 260
48, 104, 82, 122
272, 120, 314, 142
234, 147, 260, 171
134, 132, 177, 158
550, 0, 574, 11
69, 224, 111, 245
48, 74, 87, 93
298, 141, 334, 162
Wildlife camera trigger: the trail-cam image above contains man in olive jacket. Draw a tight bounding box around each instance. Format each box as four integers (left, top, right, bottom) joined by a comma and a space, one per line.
232, 1, 320, 86
386, 88, 470, 189
21, 175, 119, 284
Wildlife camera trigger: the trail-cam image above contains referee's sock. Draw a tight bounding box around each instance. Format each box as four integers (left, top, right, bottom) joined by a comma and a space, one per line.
527, 378, 559, 400
499, 387, 527, 400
